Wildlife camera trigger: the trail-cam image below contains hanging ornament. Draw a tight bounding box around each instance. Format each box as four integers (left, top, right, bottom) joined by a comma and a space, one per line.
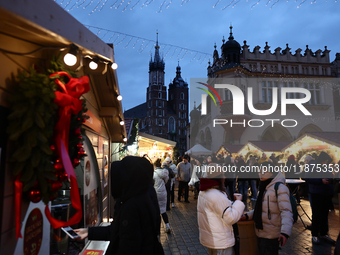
76, 142, 83, 148
50, 144, 56, 152
51, 182, 63, 193
73, 158, 80, 167
54, 160, 64, 172
77, 147, 86, 158
27, 189, 42, 203
74, 128, 81, 136
58, 172, 68, 183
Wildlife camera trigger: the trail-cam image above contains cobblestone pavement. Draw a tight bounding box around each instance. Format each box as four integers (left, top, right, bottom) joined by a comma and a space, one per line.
160, 189, 339, 255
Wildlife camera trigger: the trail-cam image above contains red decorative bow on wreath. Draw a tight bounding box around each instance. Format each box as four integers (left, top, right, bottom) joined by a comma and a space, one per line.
15, 71, 90, 239
45, 71, 90, 229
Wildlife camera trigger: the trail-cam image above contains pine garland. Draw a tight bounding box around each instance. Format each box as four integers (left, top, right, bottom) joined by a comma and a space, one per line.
7, 55, 87, 204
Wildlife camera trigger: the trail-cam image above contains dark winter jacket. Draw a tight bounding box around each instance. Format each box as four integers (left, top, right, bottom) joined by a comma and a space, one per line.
88, 156, 161, 255
305, 153, 334, 196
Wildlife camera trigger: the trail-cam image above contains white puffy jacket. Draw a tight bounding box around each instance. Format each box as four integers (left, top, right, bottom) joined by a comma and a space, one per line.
153, 167, 169, 214
197, 188, 245, 249
246, 172, 293, 239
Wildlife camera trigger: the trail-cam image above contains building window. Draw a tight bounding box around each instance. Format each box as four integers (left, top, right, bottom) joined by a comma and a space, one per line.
158, 119, 162, 126
162, 101, 164, 107
262, 81, 273, 103
180, 92, 185, 100
179, 129, 181, 135
305, 83, 321, 105
171, 94, 174, 100
158, 92, 162, 99
168, 117, 175, 132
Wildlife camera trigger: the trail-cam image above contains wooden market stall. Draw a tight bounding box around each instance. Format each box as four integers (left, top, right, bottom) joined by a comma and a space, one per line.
138, 132, 176, 161
0, 1, 126, 254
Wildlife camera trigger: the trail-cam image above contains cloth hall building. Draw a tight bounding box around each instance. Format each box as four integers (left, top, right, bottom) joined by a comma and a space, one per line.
190, 26, 340, 154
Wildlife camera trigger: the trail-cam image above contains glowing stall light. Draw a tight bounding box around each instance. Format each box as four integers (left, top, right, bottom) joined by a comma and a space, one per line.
89, 61, 98, 70
64, 53, 77, 66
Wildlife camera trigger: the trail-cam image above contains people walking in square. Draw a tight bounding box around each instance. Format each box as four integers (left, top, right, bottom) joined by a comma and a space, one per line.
154, 158, 171, 233
197, 163, 245, 255
177, 154, 192, 203
305, 151, 336, 245
164, 157, 178, 208
242, 161, 293, 255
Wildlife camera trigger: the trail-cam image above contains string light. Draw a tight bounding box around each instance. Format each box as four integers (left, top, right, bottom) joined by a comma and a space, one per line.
55, 0, 336, 13
85, 25, 211, 63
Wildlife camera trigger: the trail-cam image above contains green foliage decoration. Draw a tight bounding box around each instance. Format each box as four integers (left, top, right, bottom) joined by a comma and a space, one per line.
7, 55, 87, 204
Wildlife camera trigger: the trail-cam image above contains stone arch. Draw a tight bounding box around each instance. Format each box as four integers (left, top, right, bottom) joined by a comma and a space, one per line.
261, 124, 293, 141
298, 124, 322, 138
205, 128, 212, 150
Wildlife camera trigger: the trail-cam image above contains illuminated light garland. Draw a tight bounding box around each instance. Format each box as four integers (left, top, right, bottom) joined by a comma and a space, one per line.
85, 25, 210, 63
55, 0, 337, 13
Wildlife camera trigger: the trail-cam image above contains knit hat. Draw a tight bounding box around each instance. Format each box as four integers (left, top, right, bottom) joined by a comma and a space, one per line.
304, 155, 314, 163
288, 155, 295, 161
165, 157, 171, 162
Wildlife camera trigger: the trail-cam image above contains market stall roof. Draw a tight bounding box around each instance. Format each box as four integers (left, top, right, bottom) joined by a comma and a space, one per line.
223, 145, 244, 154
282, 132, 340, 152
139, 132, 176, 148
250, 141, 291, 152
185, 144, 212, 156
0, 0, 126, 142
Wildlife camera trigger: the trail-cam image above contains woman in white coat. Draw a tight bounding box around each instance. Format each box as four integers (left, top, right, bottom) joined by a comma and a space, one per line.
197, 163, 245, 255
153, 158, 171, 233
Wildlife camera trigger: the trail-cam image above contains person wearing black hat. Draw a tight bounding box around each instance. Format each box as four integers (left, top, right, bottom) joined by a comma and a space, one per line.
177, 154, 192, 203
74, 156, 164, 254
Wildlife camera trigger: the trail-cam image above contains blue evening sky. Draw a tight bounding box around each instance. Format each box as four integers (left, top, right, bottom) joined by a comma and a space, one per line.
55, 0, 340, 111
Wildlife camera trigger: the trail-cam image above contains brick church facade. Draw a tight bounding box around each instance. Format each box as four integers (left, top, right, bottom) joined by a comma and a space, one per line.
124, 35, 189, 155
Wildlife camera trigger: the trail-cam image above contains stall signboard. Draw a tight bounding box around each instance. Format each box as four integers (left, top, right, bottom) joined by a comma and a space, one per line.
14, 202, 50, 255
83, 140, 100, 227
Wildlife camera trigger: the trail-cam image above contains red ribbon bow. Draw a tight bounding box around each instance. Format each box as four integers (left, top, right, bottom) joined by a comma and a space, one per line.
15, 72, 90, 238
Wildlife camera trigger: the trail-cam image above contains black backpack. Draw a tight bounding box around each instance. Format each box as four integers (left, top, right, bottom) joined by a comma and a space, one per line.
168, 167, 175, 179
274, 182, 298, 223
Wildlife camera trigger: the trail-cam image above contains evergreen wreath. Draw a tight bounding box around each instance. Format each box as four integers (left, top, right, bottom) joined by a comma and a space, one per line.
7, 55, 88, 204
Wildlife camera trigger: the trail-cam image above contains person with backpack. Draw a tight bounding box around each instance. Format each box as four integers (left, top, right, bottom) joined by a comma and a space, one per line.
164, 157, 178, 208
162, 158, 176, 211
241, 161, 293, 255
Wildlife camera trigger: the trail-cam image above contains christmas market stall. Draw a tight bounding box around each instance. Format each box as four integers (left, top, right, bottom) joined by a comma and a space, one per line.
282, 132, 340, 163
216, 144, 244, 158
238, 141, 291, 162
138, 132, 176, 161
0, 1, 126, 254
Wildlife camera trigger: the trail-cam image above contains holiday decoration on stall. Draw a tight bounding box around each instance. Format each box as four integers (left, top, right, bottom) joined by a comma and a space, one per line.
7, 55, 89, 238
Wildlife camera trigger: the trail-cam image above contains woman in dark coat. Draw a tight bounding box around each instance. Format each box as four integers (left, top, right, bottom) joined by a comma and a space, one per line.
74, 156, 163, 255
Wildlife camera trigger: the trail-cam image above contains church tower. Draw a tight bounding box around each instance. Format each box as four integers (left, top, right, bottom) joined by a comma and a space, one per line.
168, 62, 189, 153
146, 33, 167, 137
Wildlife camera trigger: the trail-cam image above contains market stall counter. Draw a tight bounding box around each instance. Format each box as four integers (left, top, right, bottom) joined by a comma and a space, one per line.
79, 222, 111, 255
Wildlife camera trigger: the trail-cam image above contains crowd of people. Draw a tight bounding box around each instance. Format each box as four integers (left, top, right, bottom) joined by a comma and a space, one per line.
71, 150, 340, 255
